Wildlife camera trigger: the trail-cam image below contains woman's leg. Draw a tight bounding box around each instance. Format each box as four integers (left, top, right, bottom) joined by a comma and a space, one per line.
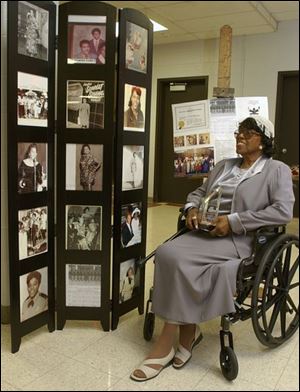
132, 322, 177, 379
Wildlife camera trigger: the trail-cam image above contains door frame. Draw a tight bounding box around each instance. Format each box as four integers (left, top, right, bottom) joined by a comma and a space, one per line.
153, 76, 209, 202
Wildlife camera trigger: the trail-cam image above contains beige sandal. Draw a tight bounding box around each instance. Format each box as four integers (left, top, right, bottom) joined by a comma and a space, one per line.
173, 325, 203, 369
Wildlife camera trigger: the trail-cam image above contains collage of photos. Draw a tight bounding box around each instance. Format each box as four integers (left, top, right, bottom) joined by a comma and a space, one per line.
210, 98, 236, 116
119, 259, 140, 304
17, 1, 49, 61
125, 22, 148, 73
66, 80, 105, 129
66, 205, 102, 251
19, 267, 48, 322
174, 147, 215, 178
66, 264, 101, 307
18, 207, 48, 261
17, 72, 48, 127
121, 202, 142, 248
18, 142, 47, 194
68, 15, 106, 64
124, 84, 146, 132
122, 145, 144, 191
174, 133, 211, 149
66, 143, 103, 191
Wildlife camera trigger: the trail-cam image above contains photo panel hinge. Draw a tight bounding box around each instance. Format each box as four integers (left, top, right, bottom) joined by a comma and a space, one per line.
55, 35, 59, 50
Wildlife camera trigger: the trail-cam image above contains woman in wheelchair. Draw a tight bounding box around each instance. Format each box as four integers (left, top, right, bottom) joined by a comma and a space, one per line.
131, 115, 295, 382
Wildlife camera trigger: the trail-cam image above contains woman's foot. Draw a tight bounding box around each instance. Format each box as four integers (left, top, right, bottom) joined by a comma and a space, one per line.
173, 324, 203, 368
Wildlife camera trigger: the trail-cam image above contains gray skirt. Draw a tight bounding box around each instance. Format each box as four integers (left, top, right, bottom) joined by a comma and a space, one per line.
152, 230, 245, 324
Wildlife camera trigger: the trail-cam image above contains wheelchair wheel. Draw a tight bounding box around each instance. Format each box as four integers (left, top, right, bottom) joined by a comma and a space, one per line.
219, 347, 238, 381
252, 234, 299, 348
143, 311, 155, 341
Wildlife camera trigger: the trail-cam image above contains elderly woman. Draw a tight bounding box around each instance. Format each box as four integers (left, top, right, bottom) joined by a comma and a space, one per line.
131, 116, 295, 381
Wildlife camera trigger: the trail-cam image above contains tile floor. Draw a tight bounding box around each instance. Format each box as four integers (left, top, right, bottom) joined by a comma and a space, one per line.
1, 205, 299, 391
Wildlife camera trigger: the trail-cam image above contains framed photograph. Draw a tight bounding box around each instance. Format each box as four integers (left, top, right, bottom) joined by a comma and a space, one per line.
20, 267, 48, 322
17, 1, 49, 61
174, 147, 215, 177
66, 264, 101, 307
18, 207, 48, 261
68, 15, 106, 64
123, 84, 146, 132
119, 259, 140, 304
125, 22, 148, 74
122, 145, 144, 191
121, 202, 142, 248
66, 205, 102, 251
66, 80, 105, 129
17, 72, 48, 127
66, 143, 103, 191
18, 142, 47, 194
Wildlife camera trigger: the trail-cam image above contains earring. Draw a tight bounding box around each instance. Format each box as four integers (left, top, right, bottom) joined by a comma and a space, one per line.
259, 145, 263, 150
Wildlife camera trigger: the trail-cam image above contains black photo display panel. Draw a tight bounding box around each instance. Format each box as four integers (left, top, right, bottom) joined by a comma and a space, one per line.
7, 1, 56, 353
112, 8, 153, 330
56, 1, 117, 331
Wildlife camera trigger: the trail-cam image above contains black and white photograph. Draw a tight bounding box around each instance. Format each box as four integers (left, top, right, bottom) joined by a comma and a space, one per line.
125, 22, 148, 74
17, 72, 48, 127
122, 145, 144, 191
66, 264, 101, 307
210, 98, 236, 116
174, 147, 215, 178
124, 84, 146, 132
17, 1, 49, 61
119, 259, 140, 304
18, 143, 47, 194
66, 144, 103, 191
68, 15, 106, 64
67, 80, 105, 129
66, 205, 102, 251
121, 202, 142, 248
20, 267, 48, 322
18, 207, 48, 261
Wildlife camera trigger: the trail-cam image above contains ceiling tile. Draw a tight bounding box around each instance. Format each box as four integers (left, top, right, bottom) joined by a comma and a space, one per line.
262, 1, 299, 14
272, 11, 300, 21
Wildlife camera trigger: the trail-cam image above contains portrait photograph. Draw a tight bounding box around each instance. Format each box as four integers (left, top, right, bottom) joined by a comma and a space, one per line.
121, 202, 142, 248
17, 72, 48, 127
119, 259, 140, 304
17, 1, 49, 61
66, 205, 102, 251
68, 15, 106, 64
198, 133, 211, 145
67, 80, 105, 129
18, 207, 48, 261
20, 267, 48, 322
174, 147, 215, 178
185, 134, 198, 147
66, 143, 103, 191
174, 136, 184, 148
124, 84, 146, 132
122, 145, 144, 191
125, 22, 148, 74
66, 264, 101, 307
18, 142, 47, 194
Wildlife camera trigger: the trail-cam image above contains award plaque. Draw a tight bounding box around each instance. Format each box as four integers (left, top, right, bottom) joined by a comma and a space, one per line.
199, 186, 223, 231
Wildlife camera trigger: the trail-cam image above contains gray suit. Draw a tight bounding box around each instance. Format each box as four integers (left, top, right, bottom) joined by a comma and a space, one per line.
152, 157, 294, 324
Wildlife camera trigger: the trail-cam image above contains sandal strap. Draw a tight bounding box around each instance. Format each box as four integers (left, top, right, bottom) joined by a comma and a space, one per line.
142, 347, 175, 366
174, 344, 191, 363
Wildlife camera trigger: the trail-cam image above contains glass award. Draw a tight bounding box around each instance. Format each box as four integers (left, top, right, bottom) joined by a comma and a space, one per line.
199, 186, 223, 231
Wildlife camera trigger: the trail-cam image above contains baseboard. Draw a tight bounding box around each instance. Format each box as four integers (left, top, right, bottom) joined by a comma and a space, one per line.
1, 305, 10, 324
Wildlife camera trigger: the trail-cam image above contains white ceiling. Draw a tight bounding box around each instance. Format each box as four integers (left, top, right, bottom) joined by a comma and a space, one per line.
103, 1, 299, 44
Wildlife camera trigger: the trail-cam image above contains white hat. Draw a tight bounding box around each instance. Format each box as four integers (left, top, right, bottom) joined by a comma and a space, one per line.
251, 115, 274, 139
132, 208, 141, 215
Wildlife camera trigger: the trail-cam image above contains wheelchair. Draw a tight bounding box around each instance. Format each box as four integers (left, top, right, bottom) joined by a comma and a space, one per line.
140, 209, 299, 381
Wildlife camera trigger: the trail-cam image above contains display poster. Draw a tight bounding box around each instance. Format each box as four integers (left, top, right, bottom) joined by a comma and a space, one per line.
123, 84, 146, 132
122, 145, 144, 191
66, 264, 101, 307
119, 259, 140, 304
66, 80, 105, 129
66, 143, 103, 191
18, 207, 48, 261
125, 22, 147, 73
68, 15, 106, 64
18, 1, 49, 61
121, 202, 142, 248
65, 205, 102, 251
19, 267, 48, 322
17, 72, 48, 127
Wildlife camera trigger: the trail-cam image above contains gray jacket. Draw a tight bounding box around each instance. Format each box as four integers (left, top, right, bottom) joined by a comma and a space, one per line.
185, 156, 295, 259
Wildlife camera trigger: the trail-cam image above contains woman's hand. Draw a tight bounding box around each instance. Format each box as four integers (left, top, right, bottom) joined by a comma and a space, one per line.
186, 208, 202, 230
209, 216, 231, 237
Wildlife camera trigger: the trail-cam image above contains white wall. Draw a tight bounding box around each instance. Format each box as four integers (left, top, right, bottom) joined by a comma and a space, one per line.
148, 20, 299, 198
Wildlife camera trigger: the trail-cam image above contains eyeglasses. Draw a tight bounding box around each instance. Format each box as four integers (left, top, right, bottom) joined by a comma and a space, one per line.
234, 129, 261, 139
